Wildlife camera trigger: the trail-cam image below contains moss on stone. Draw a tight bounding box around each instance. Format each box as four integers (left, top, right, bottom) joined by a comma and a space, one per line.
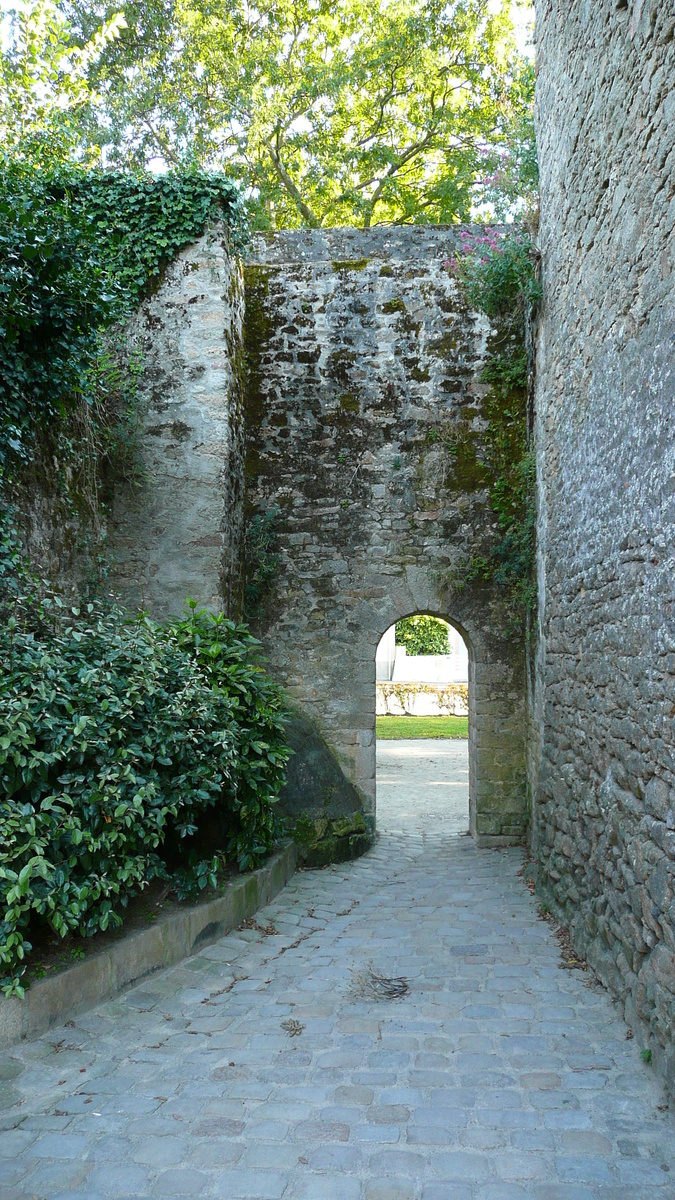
326, 348, 358, 387
444, 427, 488, 492
292, 812, 371, 868
332, 258, 370, 272
382, 297, 406, 314
243, 265, 274, 431
339, 393, 360, 412
428, 331, 460, 356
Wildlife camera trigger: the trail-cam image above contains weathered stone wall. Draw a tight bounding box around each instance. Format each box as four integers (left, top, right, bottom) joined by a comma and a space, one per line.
534, 1, 675, 1088
10, 419, 105, 599
109, 226, 245, 619
244, 227, 529, 846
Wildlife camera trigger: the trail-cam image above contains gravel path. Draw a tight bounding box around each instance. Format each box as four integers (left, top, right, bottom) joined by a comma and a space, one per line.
1, 742, 673, 1199
376, 739, 469, 836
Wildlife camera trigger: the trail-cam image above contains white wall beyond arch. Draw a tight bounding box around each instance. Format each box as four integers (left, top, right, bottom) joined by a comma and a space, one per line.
375, 620, 469, 684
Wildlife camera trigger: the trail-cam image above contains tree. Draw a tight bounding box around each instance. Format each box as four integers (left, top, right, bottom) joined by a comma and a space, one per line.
62, 0, 531, 228
475, 60, 538, 223
396, 615, 450, 656
0, 0, 125, 166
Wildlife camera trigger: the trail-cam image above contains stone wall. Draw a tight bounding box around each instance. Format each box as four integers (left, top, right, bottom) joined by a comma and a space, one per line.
109, 225, 245, 619
534, 0, 675, 1088
244, 227, 529, 845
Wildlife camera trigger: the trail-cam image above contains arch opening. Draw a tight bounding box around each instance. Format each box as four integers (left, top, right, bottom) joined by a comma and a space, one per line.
374, 613, 472, 837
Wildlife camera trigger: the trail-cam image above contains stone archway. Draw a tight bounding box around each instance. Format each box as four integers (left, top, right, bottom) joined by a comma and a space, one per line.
375, 611, 471, 837
244, 227, 529, 852
374, 609, 473, 835
372, 605, 526, 844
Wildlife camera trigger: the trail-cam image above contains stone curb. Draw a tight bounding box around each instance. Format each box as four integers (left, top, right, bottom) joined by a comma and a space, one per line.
0, 840, 297, 1050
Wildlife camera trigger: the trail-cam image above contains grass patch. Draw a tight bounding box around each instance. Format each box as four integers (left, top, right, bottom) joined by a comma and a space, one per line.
376, 715, 468, 740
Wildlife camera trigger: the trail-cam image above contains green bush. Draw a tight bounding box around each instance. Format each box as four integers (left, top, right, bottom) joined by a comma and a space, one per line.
0, 596, 289, 996
450, 229, 541, 318
395, 615, 450, 656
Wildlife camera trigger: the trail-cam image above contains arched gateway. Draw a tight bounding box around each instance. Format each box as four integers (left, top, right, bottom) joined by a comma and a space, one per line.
110, 225, 529, 858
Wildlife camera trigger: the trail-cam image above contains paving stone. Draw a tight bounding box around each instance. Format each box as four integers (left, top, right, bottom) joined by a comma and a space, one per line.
0, 1158, 32, 1188
18, 1158, 91, 1193
151, 1167, 210, 1194
0, 1130, 37, 1158
210, 1168, 290, 1198
364, 1181, 416, 1200
352, 1123, 401, 1143
555, 1156, 614, 1183
530, 1189, 596, 1200
132, 1136, 189, 1167
188, 1138, 245, 1168
432, 1149, 492, 1181
86, 1163, 152, 1193
290, 1176, 362, 1200
27, 1133, 91, 1160
475, 1187, 530, 1200
421, 1185, 473, 1200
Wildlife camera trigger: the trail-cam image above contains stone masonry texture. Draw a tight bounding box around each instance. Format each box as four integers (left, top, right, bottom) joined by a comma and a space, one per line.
534, 1, 675, 1094
109, 225, 245, 620
2, 797, 674, 1199
244, 227, 528, 844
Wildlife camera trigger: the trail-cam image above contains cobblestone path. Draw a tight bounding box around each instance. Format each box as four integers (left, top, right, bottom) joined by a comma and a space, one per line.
2, 750, 674, 1200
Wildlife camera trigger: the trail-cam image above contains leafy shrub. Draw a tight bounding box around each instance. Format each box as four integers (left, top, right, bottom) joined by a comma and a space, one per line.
0, 595, 289, 995
395, 616, 450, 656
449, 228, 541, 318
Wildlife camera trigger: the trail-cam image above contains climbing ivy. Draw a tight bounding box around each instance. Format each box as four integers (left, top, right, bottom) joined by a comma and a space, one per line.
449, 229, 540, 629
65, 169, 247, 306
0, 163, 243, 467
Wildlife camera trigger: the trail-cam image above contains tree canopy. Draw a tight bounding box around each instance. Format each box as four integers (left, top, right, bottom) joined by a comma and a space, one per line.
0, 0, 126, 166
396, 616, 451, 656
58, 0, 533, 228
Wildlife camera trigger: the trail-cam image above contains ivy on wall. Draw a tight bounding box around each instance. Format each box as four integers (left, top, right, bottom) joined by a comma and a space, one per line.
448, 229, 541, 629
0, 164, 243, 468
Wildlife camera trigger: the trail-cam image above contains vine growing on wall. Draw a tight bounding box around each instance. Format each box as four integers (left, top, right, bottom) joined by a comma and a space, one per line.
449, 229, 541, 629
0, 164, 243, 471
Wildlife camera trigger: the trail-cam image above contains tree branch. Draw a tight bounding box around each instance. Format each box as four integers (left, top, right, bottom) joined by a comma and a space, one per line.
140, 114, 180, 164
266, 132, 320, 227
